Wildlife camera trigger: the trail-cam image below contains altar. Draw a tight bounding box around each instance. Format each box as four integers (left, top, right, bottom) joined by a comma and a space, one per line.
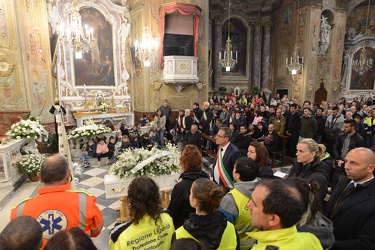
73, 111, 134, 128
0, 139, 25, 188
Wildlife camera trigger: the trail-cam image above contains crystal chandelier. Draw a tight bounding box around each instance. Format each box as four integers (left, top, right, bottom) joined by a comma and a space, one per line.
286, 44, 303, 75
219, 0, 237, 72
59, 9, 94, 59
134, 27, 159, 67
286, 0, 303, 75
352, 0, 372, 75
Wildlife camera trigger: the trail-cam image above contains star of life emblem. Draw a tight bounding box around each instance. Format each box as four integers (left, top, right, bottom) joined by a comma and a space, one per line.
37, 210, 68, 239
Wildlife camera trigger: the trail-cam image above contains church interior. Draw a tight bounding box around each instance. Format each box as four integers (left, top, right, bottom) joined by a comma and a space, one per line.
1, 0, 375, 134
1, 0, 375, 248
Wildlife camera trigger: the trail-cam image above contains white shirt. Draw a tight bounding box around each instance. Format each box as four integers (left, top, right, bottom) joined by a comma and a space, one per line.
214, 142, 230, 184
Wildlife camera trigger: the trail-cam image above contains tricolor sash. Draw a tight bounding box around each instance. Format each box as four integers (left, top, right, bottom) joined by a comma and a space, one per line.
182, 116, 186, 128
178, 116, 182, 127
203, 111, 207, 121
194, 113, 199, 123
217, 148, 234, 189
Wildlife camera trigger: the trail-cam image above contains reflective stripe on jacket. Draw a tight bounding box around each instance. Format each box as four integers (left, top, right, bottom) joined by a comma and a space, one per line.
10, 183, 103, 249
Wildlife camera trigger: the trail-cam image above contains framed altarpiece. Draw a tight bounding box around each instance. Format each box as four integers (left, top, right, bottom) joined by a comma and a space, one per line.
48, 0, 132, 119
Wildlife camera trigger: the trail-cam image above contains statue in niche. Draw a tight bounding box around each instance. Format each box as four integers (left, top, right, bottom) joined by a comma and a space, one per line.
319, 15, 331, 55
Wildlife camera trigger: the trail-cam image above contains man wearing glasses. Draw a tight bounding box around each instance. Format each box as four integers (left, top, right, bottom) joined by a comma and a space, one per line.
213, 127, 242, 190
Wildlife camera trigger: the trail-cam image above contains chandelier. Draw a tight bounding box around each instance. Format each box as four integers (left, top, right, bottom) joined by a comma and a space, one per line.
286, 44, 303, 75
134, 27, 159, 67
59, 9, 94, 59
219, 0, 237, 72
352, 0, 372, 75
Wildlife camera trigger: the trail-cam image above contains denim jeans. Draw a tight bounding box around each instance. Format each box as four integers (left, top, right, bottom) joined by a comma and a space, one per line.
156, 129, 165, 148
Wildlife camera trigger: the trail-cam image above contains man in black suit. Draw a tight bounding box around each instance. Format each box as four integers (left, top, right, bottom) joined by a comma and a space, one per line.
325, 147, 375, 250
213, 127, 242, 190
183, 124, 202, 150
262, 123, 279, 153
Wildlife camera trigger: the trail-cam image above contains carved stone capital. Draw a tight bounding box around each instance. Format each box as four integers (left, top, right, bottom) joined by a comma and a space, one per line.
262, 20, 272, 30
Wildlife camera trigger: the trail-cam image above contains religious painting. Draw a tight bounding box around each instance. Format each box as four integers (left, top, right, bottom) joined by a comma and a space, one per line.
350, 47, 375, 90
74, 7, 115, 87
282, 4, 293, 27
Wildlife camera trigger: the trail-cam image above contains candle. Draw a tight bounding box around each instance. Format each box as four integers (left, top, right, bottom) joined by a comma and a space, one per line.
112, 88, 115, 97
84, 84, 86, 93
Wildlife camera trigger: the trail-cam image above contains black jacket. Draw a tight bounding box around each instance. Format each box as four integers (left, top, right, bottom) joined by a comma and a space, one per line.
325, 177, 375, 250
333, 132, 365, 160
286, 112, 301, 134
168, 169, 209, 228
180, 211, 239, 250
315, 115, 327, 135
232, 133, 252, 156
289, 157, 330, 202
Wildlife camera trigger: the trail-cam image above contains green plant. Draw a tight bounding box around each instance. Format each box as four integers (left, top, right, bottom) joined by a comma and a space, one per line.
17, 154, 45, 177
46, 134, 59, 152
252, 86, 260, 95
218, 86, 227, 93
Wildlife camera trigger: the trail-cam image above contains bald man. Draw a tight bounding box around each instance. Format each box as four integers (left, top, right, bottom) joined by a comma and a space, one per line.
325, 148, 375, 250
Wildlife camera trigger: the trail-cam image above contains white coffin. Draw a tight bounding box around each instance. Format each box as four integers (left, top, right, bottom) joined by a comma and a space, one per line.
104, 173, 180, 199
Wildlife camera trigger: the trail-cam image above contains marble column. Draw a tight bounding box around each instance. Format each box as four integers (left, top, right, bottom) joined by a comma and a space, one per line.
261, 20, 271, 93
212, 18, 222, 92
252, 20, 262, 89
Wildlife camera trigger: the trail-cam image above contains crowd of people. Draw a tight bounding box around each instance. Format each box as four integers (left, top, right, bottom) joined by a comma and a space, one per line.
3, 92, 375, 249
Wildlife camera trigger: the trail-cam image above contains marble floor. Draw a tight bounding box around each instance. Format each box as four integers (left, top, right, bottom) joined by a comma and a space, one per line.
0, 159, 121, 250
0, 153, 290, 250
0, 155, 215, 250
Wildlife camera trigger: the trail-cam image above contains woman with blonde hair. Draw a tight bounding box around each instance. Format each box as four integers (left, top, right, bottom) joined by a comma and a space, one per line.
288, 138, 330, 203
318, 143, 335, 188
175, 179, 238, 249
168, 145, 209, 228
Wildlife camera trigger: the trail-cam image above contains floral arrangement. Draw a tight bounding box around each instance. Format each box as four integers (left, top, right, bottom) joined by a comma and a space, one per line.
17, 154, 45, 177
68, 119, 112, 141
109, 143, 180, 179
7, 115, 48, 141
99, 102, 111, 112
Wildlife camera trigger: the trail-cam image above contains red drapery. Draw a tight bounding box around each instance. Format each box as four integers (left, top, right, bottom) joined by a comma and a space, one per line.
159, 3, 202, 67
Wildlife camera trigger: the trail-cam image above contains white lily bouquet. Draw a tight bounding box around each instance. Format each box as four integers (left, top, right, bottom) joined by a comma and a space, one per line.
109, 143, 180, 179
99, 102, 111, 112
17, 154, 45, 177
7, 115, 48, 141
68, 119, 112, 141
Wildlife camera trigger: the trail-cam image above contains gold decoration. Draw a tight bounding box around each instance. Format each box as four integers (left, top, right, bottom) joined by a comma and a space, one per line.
0, 58, 16, 77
